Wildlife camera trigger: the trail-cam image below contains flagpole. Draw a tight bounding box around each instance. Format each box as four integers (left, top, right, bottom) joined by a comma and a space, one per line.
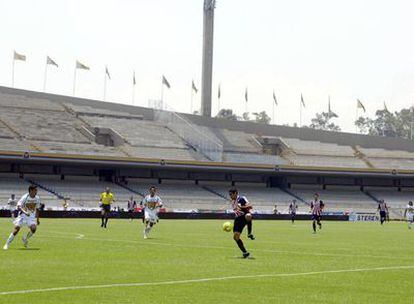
11, 57, 15, 87
103, 70, 107, 101
300, 100, 302, 127
272, 99, 275, 125
132, 84, 135, 106
73, 67, 77, 96
43, 61, 48, 92
355, 107, 358, 134
190, 87, 194, 114
160, 77, 164, 110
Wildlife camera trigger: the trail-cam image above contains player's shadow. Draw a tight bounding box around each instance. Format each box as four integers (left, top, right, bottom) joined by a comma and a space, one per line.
17, 248, 40, 251
231, 256, 256, 260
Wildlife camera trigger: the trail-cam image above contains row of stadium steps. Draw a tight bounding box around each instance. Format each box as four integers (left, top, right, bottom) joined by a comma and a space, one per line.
287, 185, 379, 213
0, 174, 58, 207
280, 138, 368, 168
124, 179, 228, 211
197, 182, 300, 213
363, 187, 414, 219
5, 87, 414, 170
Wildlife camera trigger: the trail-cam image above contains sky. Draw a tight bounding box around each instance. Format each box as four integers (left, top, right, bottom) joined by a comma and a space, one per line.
1, 0, 414, 133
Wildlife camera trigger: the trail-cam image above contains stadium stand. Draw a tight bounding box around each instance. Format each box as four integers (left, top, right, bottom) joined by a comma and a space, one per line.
124, 179, 228, 211
3, 86, 414, 169
288, 185, 378, 212
3, 86, 414, 216
0, 174, 57, 207
199, 181, 304, 212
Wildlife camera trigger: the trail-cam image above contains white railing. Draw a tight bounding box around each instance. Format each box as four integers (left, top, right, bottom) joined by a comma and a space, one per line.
152, 102, 223, 161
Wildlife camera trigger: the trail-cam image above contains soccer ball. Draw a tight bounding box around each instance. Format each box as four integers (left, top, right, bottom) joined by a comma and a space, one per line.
222, 221, 232, 232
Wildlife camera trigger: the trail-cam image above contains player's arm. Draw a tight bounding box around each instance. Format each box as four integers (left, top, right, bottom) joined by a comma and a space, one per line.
404, 208, 407, 218
36, 207, 40, 225
17, 195, 30, 216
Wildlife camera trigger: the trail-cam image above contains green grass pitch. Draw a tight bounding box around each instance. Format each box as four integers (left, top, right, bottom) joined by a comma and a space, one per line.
0, 218, 413, 303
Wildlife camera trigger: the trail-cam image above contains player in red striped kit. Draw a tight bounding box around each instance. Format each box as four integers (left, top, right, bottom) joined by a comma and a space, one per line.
310, 193, 324, 234
228, 187, 254, 258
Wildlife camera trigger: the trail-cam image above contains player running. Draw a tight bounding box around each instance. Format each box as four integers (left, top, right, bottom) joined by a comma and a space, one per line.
289, 199, 298, 224
141, 186, 163, 239
310, 193, 324, 234
99, 187, 115, 228
127, 196, 137, 221
377, 199, 388, 225
7, 193, 18, 219
228, 187, 254, 259
404, 201, 414, 230
3, 186, 41, 250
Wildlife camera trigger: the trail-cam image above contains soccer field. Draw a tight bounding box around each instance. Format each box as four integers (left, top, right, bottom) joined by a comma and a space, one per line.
0, 218, 413, 304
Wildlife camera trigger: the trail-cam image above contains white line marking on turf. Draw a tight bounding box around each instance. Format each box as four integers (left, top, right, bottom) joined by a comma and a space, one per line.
75, 234, 84, 239
0, 265, 413, 296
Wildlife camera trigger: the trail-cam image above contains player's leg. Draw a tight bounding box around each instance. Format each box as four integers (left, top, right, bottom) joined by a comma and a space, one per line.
408, 215, 413, 229
291, 213, 295, 224
4, 223, 21, 250
104, 206, 110, 228
317, 216, 322, 229
312, 215, 317, 233
23, 224, 37, 248
100, 208, 105, 227
245, 213, 255, 240
233, 217, 249, 258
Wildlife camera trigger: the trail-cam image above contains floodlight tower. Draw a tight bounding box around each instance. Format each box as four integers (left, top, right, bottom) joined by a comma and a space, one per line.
201, 0, 216, 117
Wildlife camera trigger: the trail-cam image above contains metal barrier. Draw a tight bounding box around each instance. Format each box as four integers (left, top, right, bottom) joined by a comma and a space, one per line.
153, 104, 223, 161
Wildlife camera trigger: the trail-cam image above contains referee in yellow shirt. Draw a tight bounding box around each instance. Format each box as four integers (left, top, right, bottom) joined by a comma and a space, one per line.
100, 187, 115, 228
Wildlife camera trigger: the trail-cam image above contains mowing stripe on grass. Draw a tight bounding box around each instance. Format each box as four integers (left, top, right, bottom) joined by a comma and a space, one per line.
1, 265, 413, 296
41, 234, 414, 261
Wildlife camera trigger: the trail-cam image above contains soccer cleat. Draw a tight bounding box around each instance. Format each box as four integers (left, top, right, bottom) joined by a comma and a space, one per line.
3, 244, 8, 250
247, 234, 255, 240
243, 252, 250, 259
22, 236, 28, 248
143, 233, 148, 239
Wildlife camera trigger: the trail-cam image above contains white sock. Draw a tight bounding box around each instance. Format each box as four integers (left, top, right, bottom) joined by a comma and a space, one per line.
6, 233, 15, 245
26, 231, 34, 239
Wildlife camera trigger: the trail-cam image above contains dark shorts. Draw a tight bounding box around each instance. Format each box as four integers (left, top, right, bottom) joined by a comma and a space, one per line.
291, 212, 296, 217
312, 214, 321, 221
128, 209, 134, 213
380, 211, 386, 218
102, 204, 111, 212
233, 215, 248, 233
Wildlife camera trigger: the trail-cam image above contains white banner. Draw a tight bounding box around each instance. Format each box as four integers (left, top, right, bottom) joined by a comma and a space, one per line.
349, 213, 379, 222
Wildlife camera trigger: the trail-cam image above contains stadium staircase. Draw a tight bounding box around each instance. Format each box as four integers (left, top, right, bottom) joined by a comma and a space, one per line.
62, 103, 131, 157
114, 181, 145, 198
200, 186, 228, 200
278, 187, 310, 206
25, 178, 65, 200
0, 117, 23, 139
352, 146, 374, 168
363, 189, 401, 218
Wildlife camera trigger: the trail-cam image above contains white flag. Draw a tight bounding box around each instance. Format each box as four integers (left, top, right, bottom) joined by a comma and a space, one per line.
47, 56, 58, 67
76, 60, 89, 70
105, 66, 111, 80
14, 51, 26, 61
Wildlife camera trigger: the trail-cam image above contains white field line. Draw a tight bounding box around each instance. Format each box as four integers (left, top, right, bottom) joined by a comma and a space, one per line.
41, 233, 414, 261
1, 265, 413, 296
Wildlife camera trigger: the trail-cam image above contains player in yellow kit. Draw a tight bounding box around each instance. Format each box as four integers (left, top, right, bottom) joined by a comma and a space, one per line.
100, 187, 115, 228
